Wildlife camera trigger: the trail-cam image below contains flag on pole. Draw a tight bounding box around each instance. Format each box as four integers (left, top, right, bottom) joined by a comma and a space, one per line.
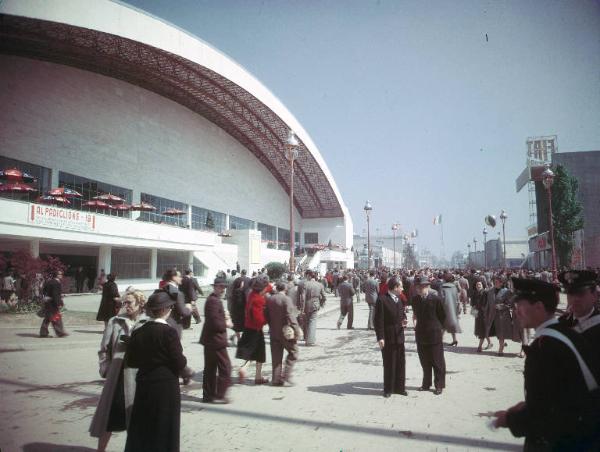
433, 214, 442, 225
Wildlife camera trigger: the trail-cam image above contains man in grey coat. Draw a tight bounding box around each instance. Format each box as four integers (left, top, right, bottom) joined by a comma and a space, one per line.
266, 281, 302, 385
302, 270, 327, 345
363, 270, 379, 330
337, 275, 356, 329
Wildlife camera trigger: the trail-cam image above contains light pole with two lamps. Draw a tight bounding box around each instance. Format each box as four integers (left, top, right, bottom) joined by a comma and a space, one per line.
499, 210, 508, 267
542, 165, 558, 281
364, 201, 373, 269
482, 227, 488, 268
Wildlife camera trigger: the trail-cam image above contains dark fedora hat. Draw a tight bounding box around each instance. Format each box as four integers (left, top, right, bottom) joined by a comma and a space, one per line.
213, 277, 227, 286
415, 276, 431, 286
146, 290, 176, 310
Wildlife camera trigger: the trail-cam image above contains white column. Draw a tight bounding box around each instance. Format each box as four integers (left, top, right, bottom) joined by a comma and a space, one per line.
225, 214, 230, 231
187, 204, 192, 229
51, 168, 59, 188
150, 248, 158, 279
98, 245, 112, 275
29, 239, 40, 258
188, 251, 194, 273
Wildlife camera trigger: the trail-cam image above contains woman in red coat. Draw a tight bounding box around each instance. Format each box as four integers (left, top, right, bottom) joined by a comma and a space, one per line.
235, 277, 271, 384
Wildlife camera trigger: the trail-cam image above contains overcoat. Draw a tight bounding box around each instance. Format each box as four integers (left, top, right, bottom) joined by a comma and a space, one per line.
440, 282, 462, 334
124, 320, 187, 452
200, 293, 228, 350
410, 291, 446, 345
486, 287, 514, 340
89, 315, 140, 437
96, 280, 120, 322
363, 278, 379, 306
374, 292, 407, 346
266, 292, 301, 341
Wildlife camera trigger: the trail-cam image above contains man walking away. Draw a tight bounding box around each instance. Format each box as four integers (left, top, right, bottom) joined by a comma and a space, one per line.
336, 275, 356, 329
40, 270, 68, 338
364, 271, 379, 330
302, 271, 326, 346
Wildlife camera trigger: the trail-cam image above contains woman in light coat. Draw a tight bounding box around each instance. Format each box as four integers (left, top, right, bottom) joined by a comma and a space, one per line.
440, 274, 461, 346
485, 276, 512, 356
89, 290, 147, 452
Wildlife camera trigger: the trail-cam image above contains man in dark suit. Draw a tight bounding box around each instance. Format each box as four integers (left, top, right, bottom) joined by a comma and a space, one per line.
374, 276, 408, 397
181, 269, 202, 326
494, 277, 599, 450
410, 276, 446, 395
199, 277, 231, 403
39, 270, 68, 338
336, 275, 356, 329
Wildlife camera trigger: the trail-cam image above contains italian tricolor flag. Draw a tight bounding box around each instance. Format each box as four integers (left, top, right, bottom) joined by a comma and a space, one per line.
433, 214, 442, 225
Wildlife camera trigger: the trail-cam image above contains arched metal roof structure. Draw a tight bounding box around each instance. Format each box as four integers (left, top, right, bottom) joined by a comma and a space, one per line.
0, 0, 348, 219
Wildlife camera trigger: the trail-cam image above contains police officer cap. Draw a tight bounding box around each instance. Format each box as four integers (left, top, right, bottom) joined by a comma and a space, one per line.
511, 277, 559, 310
146, 290, 176, 310
558, 270, 598, 294
213, 277, 227, 286
415, 276, 431, 286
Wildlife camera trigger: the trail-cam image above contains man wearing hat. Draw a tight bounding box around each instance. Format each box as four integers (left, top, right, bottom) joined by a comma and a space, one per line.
493, 277, 599, 450
199, 277, 232, 403
559, 270, 600, 345
410, 276, 446, 395
302, 271, 327, 346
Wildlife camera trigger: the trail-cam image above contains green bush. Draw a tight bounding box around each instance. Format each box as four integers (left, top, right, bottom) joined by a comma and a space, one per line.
265, 262, 286, 281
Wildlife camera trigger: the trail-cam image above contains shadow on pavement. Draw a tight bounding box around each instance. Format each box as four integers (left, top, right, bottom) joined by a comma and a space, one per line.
307, 381, 422, 396
22, 443, 95, 452
199, 404, 520, 451
16, 333, 41, 338
72, 329, 103, 334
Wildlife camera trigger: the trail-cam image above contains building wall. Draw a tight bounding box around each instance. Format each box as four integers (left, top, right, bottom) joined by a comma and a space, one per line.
0, 55, 302, 232
553, 151, 600, 267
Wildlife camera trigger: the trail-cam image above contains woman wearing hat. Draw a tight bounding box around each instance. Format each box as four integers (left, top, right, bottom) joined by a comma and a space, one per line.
235, 276, 271, 384
90, 290, 146, 452
486, 276, 512, 356
124, 291, 188, 452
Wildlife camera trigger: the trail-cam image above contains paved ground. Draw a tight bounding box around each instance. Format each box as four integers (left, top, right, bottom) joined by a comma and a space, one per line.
0, 295, 525, 452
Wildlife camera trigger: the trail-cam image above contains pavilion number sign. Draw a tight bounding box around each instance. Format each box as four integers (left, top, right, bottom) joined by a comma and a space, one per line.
28, 204, 97, 232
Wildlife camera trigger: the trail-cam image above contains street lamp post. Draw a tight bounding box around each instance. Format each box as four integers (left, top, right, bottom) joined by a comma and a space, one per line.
391, 223, 400, 269
473, 238, 478, 267
467, 243, 471, 267
285, 130, 299, 272
364, 201, 373, 269
542, 165, 558, 281
483, 227, 488, 268
499, 209, 508, 268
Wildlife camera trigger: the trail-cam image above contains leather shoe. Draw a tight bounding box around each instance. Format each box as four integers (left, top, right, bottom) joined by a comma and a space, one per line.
396, 390, 408, 396
383, 392, 391, 398
418, 386, 430, 391
433, 388, 443, 395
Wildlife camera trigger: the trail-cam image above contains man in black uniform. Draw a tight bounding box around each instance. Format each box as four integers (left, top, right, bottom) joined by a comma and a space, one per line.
39, 270, 68, 338
493, 277, 599, 450
410, 276, 446, 395
374, 277, 408, 397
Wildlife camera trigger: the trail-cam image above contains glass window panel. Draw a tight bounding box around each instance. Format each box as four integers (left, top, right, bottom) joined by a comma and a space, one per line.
156, 250, 190, 278
0, 155, 51, 202
258, 223, 276, 242
138, 193, 188, 228
111, 247, 151, 279
191, 206, 226, 233
304, 232, 319, 244
229, 215, 254, 230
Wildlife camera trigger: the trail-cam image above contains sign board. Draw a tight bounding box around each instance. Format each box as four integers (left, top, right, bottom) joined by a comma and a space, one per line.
28, 204, 96, 232
529, 232, 550, 253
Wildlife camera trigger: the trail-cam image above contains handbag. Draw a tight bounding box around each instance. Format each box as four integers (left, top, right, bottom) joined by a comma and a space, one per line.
282, 324, 295, 340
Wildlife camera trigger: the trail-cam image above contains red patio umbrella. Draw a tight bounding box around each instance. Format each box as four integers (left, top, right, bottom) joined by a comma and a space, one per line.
36, 195, 71, 205
130, 202, 157, 212
108, 203, 132, 211
48, 187, 82, 198
162, 208, 186, 216
0, 182, 37, 193
93, 193, 125, 204
0, 168, 36, 183
83, 200, 110, 209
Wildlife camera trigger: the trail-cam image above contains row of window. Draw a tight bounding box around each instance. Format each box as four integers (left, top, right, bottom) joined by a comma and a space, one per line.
111, 248, 206, 279
1, 155, 319, 245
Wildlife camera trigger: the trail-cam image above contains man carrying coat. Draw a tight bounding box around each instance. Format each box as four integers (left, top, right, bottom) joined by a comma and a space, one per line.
374, 276, 408, 397
200, 277, 231, 403
266, 281, 303, 385
410, 276, 446, 395
363, 271, 379, 330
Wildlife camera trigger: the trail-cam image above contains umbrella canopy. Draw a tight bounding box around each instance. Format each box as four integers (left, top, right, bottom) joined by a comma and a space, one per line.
162, 208, 186, 216
93, 193, 125, 204
0, 168, 37, 183
36, 195, 71, 205
48, 187, 83, 198
83, 200, 110, 209
130, 202, 157, 212
0, 182, 37, 193
108, 203, 131, 211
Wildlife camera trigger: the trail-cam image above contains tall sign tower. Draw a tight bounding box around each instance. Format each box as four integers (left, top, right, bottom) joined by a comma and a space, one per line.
515, 135, 557, 236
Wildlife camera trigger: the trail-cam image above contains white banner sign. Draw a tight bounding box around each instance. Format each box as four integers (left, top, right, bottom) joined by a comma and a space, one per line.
28, 204, 96, 232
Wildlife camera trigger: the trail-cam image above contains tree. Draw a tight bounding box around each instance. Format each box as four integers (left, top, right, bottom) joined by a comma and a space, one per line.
205, 211, 215, 230
551, 165, 584, 267
265, 261, 286, 281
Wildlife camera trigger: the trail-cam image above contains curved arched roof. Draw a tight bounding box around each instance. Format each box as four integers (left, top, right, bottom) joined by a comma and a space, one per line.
0, 0, 348, 219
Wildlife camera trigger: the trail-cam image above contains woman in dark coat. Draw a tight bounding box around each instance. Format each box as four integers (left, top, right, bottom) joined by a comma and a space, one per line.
124, 291, 187, 452
96, 273, 121, 326
235, 277, 271, 384
471, 281, 493, 352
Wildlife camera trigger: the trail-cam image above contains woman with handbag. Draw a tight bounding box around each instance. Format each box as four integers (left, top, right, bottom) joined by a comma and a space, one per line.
235, 277, 271, 384
89, 290, 146, 452
472, 281, 493, 352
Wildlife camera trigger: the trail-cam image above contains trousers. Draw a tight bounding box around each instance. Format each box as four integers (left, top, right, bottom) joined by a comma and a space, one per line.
39, 309, 66, 337
382, 343, 406, 394
304, 309, 318, 345
367, 304, 375, 329
416, 342, 446, 389
337, 300, 354, 329
270, 337, 299, 384
203, 347, 231, 400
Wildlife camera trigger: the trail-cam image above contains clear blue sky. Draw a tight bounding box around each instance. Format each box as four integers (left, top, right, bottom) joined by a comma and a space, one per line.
125, 0, 600, 258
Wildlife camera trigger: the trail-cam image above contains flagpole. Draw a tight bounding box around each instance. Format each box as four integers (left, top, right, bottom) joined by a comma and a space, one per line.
440, 220, 445, 261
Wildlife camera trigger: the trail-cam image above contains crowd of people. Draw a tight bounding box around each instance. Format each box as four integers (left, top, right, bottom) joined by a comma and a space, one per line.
33, 262, 596, 452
